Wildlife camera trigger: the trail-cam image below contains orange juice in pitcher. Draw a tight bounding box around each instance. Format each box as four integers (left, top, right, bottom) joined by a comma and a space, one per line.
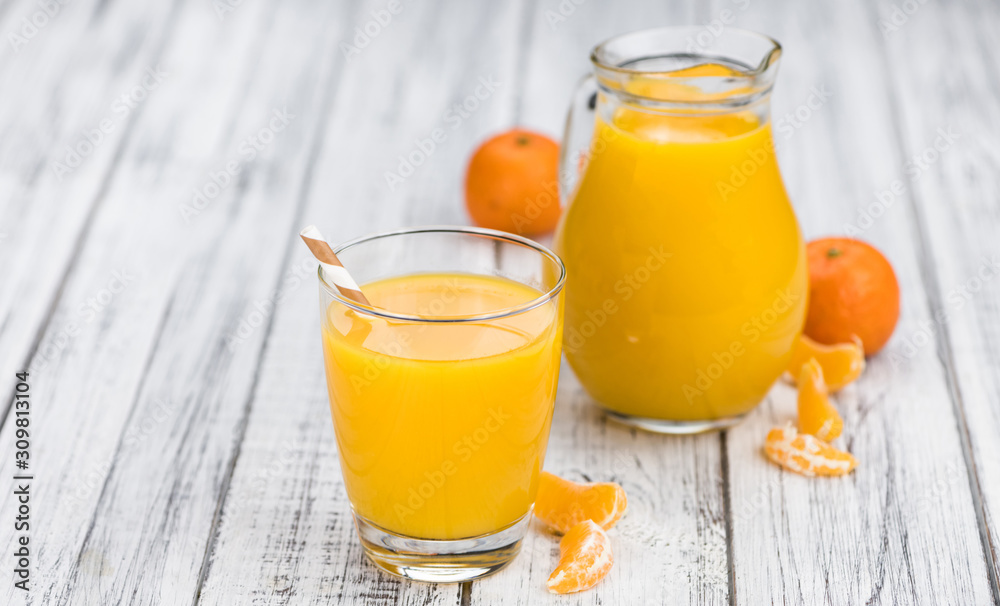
556, 28, 807, 433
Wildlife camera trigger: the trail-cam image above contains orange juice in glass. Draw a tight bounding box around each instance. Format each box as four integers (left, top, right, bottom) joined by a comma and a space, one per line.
556, 28, 807, 433
317, 227, 564, 582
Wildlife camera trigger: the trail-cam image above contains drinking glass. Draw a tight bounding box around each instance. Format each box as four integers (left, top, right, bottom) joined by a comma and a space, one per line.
316, 226, 565, 582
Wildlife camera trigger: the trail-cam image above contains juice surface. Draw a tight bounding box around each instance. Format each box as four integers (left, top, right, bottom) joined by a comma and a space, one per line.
321, 272, 562, 539
556, 85, 807, 421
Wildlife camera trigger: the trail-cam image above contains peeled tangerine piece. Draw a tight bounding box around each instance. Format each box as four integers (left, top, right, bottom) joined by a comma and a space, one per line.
764, 424, 857, 477
797, 358, 844, 441
786, 334, 865, 392
546, 520, 614, 594
534, 471, 628, 534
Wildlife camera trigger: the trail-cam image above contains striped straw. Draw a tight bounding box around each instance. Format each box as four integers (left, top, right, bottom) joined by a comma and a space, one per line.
299, 225, 372, 306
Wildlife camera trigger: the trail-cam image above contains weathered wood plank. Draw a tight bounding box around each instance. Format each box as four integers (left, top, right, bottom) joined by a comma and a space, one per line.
0, 0, 180, 424
197, 0, 532, 603
725, 0, 996, 603
0, 0, 357, 604
0, 0, 995, 604
879, 0, 1000, 597
471, 1, 731, 605
472, 373, 730, 606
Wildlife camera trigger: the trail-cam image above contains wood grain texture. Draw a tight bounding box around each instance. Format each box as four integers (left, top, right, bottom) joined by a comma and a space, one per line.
0, 0, 355, 604
0, 0, 180, 425
471, 1, 730, 604
0, 0, 997, 604
878, 0, 1000, 596
197, 0, 530, 603
472, 373, 729, 606
725, 0, 997, 603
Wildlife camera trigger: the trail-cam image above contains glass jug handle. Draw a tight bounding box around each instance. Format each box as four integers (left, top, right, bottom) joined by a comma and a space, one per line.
559, 74, 597, 206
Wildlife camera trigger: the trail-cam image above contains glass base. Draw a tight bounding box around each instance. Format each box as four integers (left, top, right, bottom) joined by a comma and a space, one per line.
603, 408, 749, 434
353, 511, 530, 583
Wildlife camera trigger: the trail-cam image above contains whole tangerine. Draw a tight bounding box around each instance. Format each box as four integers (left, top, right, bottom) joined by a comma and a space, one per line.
804, 237, 900, 355
464, 129, 561, 236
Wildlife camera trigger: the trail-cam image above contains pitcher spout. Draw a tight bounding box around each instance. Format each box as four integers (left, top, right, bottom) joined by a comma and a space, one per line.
591, 27, 782, 110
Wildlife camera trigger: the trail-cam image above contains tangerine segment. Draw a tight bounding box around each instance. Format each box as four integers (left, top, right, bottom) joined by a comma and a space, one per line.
534, 471, 627, 534
764, 425, 857, 477
786, 334, 865, 392
797, 358, 843, 441
546, 520, 614, 594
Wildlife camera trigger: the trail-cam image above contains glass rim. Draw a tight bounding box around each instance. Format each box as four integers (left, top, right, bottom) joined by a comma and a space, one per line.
591, 26, 782, 77
589, 26, 782, 109
318, 225, 566, 323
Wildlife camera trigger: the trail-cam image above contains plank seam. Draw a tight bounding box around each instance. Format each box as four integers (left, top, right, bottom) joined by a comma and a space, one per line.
720, 431, 736, 606
190, 1, 365, 602
58, 285, 179, 604
870, 6, 1000, 602
0, 0, 186, 432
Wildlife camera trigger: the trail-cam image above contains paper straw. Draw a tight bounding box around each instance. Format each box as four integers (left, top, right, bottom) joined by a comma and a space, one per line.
299, 225, 372, 306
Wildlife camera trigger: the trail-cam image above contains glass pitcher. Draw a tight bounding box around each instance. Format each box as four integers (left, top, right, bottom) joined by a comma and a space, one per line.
555, 27, 808, 434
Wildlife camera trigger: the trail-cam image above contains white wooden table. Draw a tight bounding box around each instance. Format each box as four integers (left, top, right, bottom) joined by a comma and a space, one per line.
1, 0, 998, 604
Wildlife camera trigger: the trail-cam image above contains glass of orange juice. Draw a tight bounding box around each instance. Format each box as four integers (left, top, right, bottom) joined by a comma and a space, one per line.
316, 226, 565, 582
556, 28, 808, 433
